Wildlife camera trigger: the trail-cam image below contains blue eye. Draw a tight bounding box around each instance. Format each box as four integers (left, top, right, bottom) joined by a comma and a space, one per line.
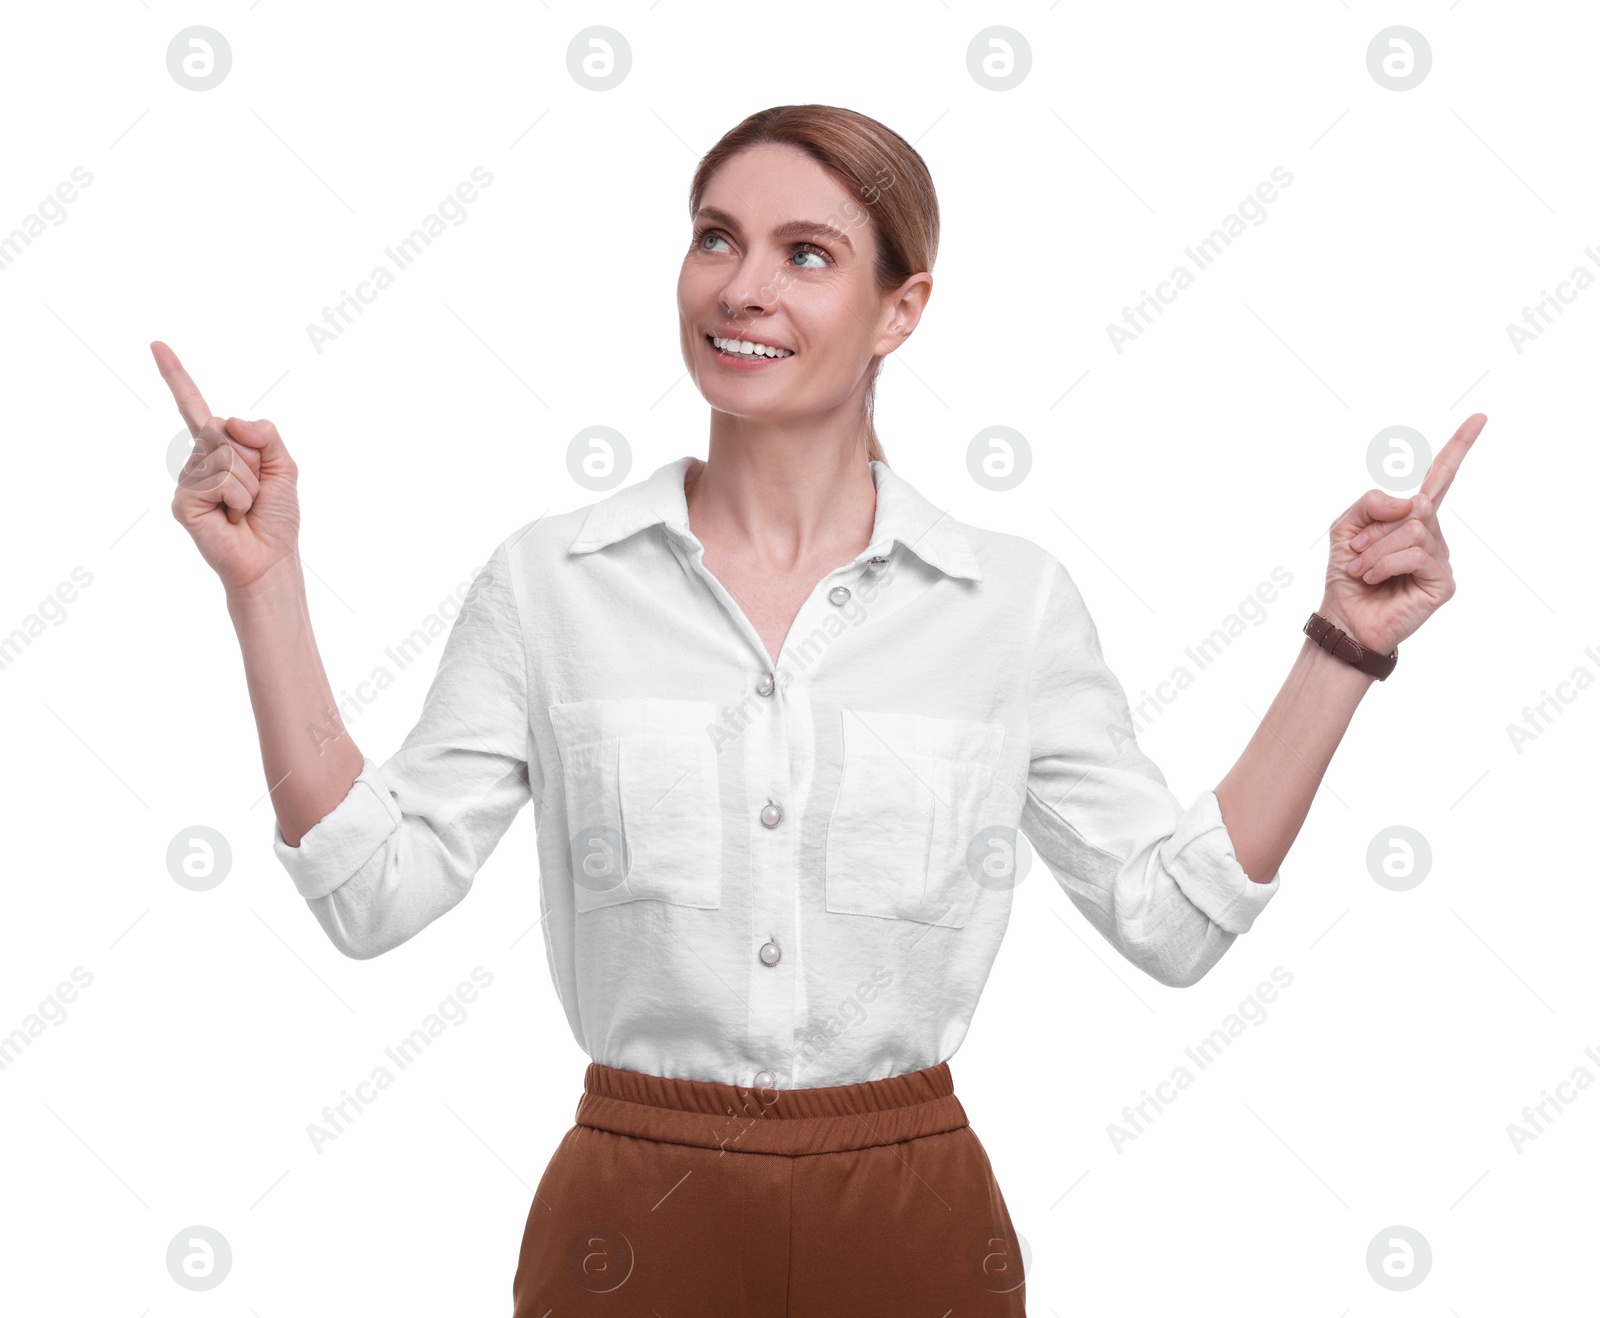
693, 227, 833, 269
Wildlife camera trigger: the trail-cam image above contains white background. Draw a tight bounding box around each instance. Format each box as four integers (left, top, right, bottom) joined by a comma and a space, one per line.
1, 1, 1593, 1313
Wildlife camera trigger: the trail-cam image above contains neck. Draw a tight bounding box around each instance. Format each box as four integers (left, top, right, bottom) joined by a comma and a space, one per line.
686, 432, 877, 571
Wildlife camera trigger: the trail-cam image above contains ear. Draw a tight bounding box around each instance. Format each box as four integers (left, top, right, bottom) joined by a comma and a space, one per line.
875, 271, 933, 355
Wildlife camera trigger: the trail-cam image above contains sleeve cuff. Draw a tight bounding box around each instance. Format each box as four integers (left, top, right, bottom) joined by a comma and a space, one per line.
1163, 789, 1281, 935
271, 756, 401, 901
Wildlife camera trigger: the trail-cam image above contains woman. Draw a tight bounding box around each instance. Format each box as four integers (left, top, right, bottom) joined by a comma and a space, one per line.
156, 105, 1483, 1315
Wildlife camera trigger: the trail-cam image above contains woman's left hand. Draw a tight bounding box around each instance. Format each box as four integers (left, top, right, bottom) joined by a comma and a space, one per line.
1319, 413, 1488, 657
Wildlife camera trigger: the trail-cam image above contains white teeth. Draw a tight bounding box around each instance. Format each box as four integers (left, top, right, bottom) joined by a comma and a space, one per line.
711, 335, 793, 358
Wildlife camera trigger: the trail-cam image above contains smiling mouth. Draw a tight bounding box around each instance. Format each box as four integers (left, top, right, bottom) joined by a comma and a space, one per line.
706, 333, 794, 360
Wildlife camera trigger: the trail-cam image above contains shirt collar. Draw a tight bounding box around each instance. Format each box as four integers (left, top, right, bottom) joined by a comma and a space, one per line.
567, 455, 982, 582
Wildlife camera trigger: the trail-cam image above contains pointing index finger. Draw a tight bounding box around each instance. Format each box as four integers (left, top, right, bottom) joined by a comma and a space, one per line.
150, 340, 214, 437
1419, 412, 1487, 511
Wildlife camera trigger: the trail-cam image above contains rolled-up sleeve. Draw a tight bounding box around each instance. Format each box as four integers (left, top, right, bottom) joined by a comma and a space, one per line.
272, 538, 533, 959
1020, 556, 1280, 988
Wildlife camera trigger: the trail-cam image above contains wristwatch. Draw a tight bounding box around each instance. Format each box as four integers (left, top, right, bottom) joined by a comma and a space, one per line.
1303, 611, 1398, 681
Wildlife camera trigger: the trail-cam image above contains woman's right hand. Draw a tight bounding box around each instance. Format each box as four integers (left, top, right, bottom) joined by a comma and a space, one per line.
154, 340, 302, 595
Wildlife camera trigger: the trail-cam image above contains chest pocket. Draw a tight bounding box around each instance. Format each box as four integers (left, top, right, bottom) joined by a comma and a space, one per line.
548, 697, 723, 914
824, 709, 1019, 929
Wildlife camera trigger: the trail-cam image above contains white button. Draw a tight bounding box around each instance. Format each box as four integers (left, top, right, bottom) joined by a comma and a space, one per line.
760, 800, 783, 828
759, 940, 781, 966
753, 1069, 777, 1090
756, 672, 775, 697
828, 585, 852, 605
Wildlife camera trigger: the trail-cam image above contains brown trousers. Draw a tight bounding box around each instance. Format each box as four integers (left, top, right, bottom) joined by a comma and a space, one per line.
511, 1059, 1028, 1316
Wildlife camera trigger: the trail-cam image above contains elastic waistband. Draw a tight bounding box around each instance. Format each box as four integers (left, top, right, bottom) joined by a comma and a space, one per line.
574, 1061, 969, 1156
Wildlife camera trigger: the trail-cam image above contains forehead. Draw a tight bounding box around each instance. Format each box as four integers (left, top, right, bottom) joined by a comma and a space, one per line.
695, 144, 872, 252
699, 143, 858, 218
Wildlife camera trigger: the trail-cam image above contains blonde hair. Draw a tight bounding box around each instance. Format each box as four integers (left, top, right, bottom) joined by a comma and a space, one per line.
688, 105, 941, 467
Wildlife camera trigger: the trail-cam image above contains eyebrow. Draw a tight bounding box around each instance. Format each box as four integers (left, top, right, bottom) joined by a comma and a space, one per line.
692, 205, 854, 254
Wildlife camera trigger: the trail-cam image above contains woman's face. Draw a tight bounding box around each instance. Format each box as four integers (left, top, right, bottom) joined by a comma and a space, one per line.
677, 141, 928, 428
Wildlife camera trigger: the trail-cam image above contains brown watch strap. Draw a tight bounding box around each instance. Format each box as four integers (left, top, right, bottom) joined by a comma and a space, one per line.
1303, 611, 1398, 681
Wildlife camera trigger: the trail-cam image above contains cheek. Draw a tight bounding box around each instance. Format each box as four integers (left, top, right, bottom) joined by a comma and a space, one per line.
815, 311, 874, 373
676, 262, 713, 312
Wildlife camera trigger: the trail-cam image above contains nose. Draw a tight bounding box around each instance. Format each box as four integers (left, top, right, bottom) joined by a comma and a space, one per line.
718, 258, 780, 324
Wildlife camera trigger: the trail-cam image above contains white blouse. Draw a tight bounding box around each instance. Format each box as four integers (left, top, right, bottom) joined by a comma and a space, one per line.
272, 455, 1281, 1088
